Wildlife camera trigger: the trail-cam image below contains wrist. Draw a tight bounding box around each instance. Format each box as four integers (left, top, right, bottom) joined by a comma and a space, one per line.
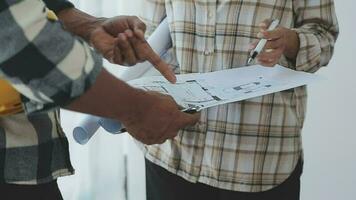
67, 69, 155, 124
115, 87, 149, 122
57, 8, 107, 42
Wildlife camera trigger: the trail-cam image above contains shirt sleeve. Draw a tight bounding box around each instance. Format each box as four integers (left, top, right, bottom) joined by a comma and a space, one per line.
0, 0, 103, 114
141, 0, 167, 36
42, 0, 75, 13
282, 0, 339, 73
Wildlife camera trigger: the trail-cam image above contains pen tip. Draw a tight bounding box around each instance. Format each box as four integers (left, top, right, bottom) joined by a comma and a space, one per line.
247, 58, 253, 65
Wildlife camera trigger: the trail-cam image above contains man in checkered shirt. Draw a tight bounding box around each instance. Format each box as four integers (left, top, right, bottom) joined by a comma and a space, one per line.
141, 0, 339, 199
0, 0, 199, 199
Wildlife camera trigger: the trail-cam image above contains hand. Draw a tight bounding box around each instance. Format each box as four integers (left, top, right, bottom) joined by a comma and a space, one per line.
90, 16, 176, 83
121, 91, 200, 145
57, 8, 176, 83
67, 69, 199, 145
89, 16, 145, 65
249, 19, 299, 67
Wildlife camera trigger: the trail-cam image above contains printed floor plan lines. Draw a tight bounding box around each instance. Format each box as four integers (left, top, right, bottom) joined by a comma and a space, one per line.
128, 65, 318, 111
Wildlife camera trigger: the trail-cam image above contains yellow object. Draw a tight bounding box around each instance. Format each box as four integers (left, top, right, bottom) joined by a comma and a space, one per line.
0, 10, 58, 116
46, 9, 59, 21
0, 79, 23, 116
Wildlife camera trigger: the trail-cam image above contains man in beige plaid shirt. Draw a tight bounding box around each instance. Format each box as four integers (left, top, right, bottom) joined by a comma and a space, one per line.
141, 0, 339, 199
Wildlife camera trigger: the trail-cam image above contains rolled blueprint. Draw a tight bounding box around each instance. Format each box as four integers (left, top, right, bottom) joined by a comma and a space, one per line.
73, 114, 101, 145
73, 18, 172, 145
73, 116, 124, 145
98, 118, 124, 134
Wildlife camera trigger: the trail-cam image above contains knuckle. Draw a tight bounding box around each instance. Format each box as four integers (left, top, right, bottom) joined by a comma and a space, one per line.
114, 57, 123, 65
133, 16, 140, 20
158, 140, 166, 144
145, 140, 154, 145
128, 60, 138, 66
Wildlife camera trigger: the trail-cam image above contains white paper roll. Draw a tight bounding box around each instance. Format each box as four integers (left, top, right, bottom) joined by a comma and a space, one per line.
73, 114, 101, 145
98, 118, 123, 134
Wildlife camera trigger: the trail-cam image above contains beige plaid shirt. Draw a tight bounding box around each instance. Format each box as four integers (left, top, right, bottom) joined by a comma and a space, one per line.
141, 0, 338, 192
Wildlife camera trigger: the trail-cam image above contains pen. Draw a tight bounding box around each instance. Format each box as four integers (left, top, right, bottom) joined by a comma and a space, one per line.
247, 19, 280, 65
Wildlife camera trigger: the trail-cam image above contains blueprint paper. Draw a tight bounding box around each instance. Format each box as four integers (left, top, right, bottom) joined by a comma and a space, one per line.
129, 65, 319, 111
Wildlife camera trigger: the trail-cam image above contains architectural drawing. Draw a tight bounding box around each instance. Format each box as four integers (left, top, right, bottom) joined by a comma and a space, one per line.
128, 65, 318, 111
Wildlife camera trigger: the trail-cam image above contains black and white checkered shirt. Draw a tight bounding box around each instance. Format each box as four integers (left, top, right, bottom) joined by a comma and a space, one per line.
0, 0, 103, 184
0, 0, 102, 114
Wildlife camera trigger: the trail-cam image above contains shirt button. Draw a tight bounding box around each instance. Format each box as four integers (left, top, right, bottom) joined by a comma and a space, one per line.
204, 51, 211, 56
208, 11, 214, 18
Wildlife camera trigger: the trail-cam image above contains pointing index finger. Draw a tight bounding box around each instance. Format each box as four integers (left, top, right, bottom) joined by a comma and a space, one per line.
134, 29, 177, 83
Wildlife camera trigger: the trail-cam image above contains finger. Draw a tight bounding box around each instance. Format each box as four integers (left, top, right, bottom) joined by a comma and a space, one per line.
100, 38, 118, 63
127, 31, 147, 62
157, 138, 168, 144
258, 56, 276, 64
257, 49, 283, 63
257, 54, 280, 67
133, 29, 146, 41
143, 139, 155, 145
248, 40, 259, 51
103, 50, 115, 63
148, 127, 177, 144
130, 29, 176, 83
144, 47, 176, 83
263, 38, 284, 50
128, 16, 147, 33
258, 59, 278, 67
175, 112, 201, 128
161, 130, 179, 142
143, 46, 177, 83
259, 19, 272, 31
261, 28, 283, 40
113, 46, 124, 65
117, 31, 139, 66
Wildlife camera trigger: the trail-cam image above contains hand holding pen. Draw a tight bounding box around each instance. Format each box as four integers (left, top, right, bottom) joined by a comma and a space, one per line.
248, 19, 300, 67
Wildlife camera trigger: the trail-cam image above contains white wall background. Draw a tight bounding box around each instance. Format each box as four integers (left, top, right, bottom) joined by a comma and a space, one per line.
58, 0, 356, 200
301, 0, 356, 199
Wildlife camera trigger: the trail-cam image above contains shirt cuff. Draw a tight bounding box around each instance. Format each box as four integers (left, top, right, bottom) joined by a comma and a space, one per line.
288, 28, 322, 73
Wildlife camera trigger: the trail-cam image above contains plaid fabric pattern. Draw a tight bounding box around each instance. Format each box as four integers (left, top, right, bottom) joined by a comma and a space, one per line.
141, 0, 339, 192
0, 0, 103, 114
0, 110, 74, 184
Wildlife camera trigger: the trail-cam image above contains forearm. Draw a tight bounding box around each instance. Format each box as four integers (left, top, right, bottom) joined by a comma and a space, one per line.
67, 69, 146, 121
